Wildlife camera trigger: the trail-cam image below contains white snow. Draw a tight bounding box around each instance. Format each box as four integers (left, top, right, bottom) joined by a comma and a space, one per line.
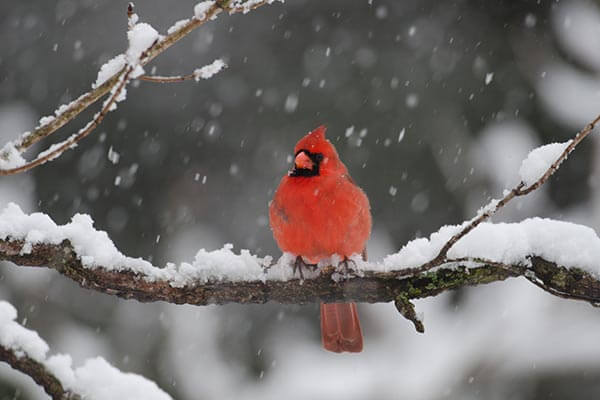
2, 202, 599, 284
379, 217, 600, 276
284, 93, 299, 113
68, 357, 171, 400
398, 127, 406, 142
36, 139, 75, 162
518, 140, 571, 186
128, 13, 139, 28
0, 142, 26, 170
229, 0, 285, 14
126, 23, 159, 65
194, 59, 227, 80
0, 202, 158, 274
92, 54, 126, 89
0, 300, 171, 400
194, 1, 215, 20
107, 146, 120, 164
0, 301, 49, 362
38, 115, 55, 127
91, 23, 157, 97
167, 18, 190, 35
166, 244, 270, 287
0, 203, 280, 285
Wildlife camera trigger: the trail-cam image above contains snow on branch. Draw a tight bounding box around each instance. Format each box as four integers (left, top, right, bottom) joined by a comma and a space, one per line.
139, 59, 227, 83
0, 301, 171, 400
0, 219, 599, 317
0, 0, 283, 176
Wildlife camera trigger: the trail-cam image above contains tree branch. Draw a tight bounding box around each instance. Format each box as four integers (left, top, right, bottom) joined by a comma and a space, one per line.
0, 345, 79, 400
1, 67, 134, 175
0, 0, 282, 175
0, 298, 172, 399
1, 238, 599, 309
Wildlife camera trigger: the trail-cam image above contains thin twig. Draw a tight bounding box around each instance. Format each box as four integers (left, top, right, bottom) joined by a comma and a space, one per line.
517, 116, 600, 195
138, 74, 197, 83
14, 69, 127, 153
0, 67, 134, 175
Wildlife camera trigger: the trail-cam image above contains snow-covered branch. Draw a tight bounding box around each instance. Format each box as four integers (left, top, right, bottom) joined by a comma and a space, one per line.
0, 301, 171, 400
1, 198, 600, 312
0, 0, 283, 175
0, 232, 598, 312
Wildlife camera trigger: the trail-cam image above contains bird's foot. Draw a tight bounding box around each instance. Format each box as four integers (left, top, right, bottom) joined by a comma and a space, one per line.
293, 256, 318, 279
338, 257, 357, 277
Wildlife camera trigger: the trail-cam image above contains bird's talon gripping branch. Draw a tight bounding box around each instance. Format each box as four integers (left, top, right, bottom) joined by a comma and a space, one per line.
293, 256, 318, 280
338, 257, 358, 277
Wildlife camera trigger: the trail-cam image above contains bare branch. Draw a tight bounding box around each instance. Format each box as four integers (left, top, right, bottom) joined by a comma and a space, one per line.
138, 74, 198, 83
0, 345, 80, 400
139, 59, 227, 84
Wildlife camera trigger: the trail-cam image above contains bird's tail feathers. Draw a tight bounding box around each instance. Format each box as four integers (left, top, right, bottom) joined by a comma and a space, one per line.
320, 302, 363, 353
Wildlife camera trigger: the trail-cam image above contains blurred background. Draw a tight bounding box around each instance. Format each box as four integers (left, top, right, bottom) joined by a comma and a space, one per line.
2, 0, 600, 398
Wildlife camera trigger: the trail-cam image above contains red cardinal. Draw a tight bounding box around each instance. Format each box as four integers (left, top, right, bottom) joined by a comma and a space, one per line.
269, 125, 372, 353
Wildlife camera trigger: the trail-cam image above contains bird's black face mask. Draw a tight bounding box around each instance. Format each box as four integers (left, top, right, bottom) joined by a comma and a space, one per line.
289, 149, 324, 177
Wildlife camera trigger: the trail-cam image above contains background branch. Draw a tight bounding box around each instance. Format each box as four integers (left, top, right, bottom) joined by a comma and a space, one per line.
0, 0, 281, 175
0, 346, 79, 400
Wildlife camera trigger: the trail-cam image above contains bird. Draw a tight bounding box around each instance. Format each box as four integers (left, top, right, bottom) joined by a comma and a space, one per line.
269, 125, 372, 353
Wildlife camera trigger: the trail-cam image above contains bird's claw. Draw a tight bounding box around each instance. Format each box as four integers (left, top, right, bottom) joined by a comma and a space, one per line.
293, 256, 318, 279
338, 257, 357, 277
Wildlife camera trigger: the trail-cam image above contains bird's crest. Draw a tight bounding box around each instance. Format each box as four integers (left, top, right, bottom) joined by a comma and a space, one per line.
294, 125, 330, 155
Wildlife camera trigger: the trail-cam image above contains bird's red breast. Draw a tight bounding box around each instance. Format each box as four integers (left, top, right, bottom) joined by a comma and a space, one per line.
269, 125, 372, 353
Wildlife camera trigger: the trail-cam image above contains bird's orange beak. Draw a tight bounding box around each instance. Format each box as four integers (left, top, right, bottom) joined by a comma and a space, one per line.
294, 151, 314, 170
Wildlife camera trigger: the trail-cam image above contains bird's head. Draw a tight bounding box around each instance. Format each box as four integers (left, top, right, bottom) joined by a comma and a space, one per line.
289, 125, 346, 178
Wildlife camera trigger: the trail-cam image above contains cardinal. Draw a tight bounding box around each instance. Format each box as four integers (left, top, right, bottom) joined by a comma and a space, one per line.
269, 125, 372, 353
